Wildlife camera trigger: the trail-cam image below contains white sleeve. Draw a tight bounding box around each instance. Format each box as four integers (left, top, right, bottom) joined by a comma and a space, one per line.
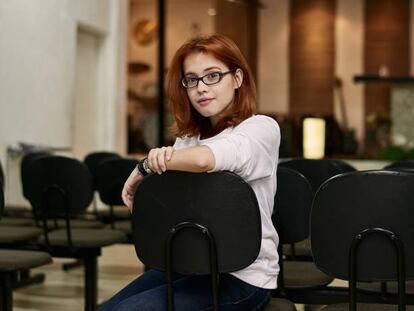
201, 117, 280, 182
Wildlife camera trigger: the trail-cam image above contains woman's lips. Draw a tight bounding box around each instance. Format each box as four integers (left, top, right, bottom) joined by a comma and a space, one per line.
197, 98, 214, 106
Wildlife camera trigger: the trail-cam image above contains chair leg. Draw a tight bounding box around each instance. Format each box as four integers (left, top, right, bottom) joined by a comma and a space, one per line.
84, 257, 98, 311
0, 272, 13, 311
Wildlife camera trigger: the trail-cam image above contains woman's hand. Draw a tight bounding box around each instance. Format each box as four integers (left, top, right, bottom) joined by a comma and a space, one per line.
147, 146, 175, 174
122, 168, 144, 212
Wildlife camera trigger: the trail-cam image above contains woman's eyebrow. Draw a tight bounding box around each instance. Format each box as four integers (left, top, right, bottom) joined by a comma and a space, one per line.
184, 66, 222, 76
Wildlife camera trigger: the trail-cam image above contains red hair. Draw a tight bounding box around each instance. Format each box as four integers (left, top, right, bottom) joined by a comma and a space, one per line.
166, 34, 257, 138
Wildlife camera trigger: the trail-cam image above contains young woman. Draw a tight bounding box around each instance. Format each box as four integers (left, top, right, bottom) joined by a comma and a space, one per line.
100, 34, 280, 311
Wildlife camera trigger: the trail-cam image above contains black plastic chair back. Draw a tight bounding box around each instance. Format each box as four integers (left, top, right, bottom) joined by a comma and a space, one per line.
84, 151, 120, 190
25, 155, 93, 218
279, 158, 350, 193
311, 170, 414, 281
132, 171, 261, 275
0, 179, 4, 217
384, 160, 414, 170
0, 161, 4, 191
21, 152, 51, 200
273, 167, 313, 244
95, 158, 137, 206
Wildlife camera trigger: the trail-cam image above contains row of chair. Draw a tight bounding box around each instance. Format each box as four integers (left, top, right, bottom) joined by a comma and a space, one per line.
3, 154, 414, 310
130, 162, 414, 310
0, 152, 142, 311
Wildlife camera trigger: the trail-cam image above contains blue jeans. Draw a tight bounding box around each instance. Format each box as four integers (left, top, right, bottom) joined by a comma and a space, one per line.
99, 269, 272, 311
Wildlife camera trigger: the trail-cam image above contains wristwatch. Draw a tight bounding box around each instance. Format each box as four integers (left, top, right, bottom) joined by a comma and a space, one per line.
136, 157, 152, 176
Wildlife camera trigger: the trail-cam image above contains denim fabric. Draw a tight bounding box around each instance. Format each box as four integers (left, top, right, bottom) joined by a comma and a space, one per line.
99, 269, 272, 311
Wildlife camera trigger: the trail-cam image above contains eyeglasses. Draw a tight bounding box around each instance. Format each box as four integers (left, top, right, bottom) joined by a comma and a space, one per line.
181, 70, 234, 88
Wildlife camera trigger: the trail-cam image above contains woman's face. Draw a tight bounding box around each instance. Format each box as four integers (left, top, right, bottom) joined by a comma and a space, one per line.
183, 52, 243, 127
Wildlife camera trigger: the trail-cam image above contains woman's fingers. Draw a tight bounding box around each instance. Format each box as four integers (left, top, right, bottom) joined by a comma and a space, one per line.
121, 167, 143, 212
166, 146, 175, 161
148, 149, 160, 174
157, 147, 167, 172
148, 146, 174, 174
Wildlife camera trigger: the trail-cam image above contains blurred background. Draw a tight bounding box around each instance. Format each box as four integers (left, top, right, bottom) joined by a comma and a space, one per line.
1, 0, 414, 201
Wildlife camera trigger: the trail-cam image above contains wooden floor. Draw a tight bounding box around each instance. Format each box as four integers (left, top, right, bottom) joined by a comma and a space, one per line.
11, 243, 336, 311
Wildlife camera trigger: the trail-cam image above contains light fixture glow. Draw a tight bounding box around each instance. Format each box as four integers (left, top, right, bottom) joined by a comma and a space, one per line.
303, 117, 326, 159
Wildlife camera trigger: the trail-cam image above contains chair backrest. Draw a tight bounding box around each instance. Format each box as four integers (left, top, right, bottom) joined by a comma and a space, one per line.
0, 178, 4, 218
95, 157, 137, 206
132, 171, 261, 275
0, 160, 4, 191
384, 160, 414, 170
272, 167, 313, 244
279, 158, 350, 193
84, 151, 121, 189
25, 155, 93, 217
311, 170, 414, 281
21, 152, 52, 200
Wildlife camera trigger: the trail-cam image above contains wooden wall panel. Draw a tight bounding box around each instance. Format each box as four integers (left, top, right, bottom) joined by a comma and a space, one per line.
289, 0, 336, 117
215, 0, 258, 80
364, 0, 410, 156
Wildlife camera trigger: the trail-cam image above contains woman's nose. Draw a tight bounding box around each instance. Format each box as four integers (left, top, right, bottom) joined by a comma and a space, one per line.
196, 80, 209, 93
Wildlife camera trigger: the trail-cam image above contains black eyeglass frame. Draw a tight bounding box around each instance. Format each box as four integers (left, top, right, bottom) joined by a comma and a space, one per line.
181, 70, 235, 88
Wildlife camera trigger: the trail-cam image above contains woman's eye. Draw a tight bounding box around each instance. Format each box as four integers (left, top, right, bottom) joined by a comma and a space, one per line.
206, 72, 220, 81
186, 77, 197, 84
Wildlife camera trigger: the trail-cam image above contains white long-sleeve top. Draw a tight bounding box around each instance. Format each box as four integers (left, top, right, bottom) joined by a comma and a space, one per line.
173, 115, 280, 289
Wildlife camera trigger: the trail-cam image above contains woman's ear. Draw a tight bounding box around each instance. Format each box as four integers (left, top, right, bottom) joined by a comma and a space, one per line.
234, 68, 243, 89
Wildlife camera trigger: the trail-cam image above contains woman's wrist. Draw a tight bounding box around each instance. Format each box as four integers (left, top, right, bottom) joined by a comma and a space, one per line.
136, 157, 153, 176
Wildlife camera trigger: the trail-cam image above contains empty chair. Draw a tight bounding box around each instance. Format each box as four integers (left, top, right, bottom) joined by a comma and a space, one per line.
95, 157, 137, 238
311, 170, 414, 310
279, 158, 355, 193
271, 167, 334, 306
0, 159, 33, 223
0, 173, 52, 311
131, 171, 296, 311
26, 155, 126, 311
279, 158, 356, 260
84, 152, 121, 179
84, 151, 130, 222
21, 152, 104, 229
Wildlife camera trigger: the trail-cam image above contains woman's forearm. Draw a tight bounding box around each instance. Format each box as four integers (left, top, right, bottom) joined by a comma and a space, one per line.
166, 146, 215, 172
147, 145, 215, 174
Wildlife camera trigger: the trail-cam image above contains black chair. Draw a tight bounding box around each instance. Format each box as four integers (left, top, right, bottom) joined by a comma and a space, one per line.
26, 155, 126, 311
272, 167, 334, 307
20, 152, 104, 229
279, 158, 356, 260
384, 160, 414, 170
311, 170, 414, 310
0, 172, 52, 311
132, 171, 297, 311
84, 151, 128, 221
95, 157, 137, 239
0, 159, 33, 223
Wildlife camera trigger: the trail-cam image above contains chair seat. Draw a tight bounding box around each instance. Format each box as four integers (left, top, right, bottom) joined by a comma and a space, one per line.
98, 207, 131, 220
0, 249, 52, 271
47, 218, 105, 229
263, 298, 297, 311
284, 261, 334, 288
0, 226, 43, 244
321, 303, 414, 311
283, 238, 312, 258
111, 220, 132, 234
0, 217, 34, 226
37, 228, 126, 248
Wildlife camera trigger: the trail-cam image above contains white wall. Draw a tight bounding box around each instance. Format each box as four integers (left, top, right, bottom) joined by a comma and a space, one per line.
0, 0, 128, 204
257, 0, 289, 114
